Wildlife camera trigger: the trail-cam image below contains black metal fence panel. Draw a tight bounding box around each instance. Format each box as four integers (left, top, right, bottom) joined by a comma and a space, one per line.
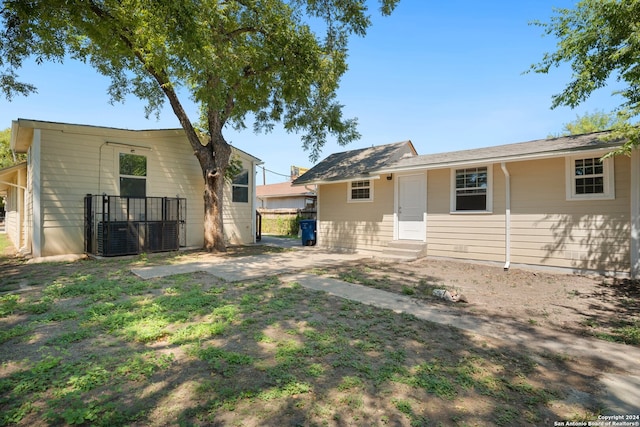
84, 194, 186, 257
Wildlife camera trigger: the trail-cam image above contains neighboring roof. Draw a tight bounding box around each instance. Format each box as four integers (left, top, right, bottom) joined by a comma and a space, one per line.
292, 140, 417, 185
257, 181, 316, 199
381, 131, 622, 173
10, 118, 262, 162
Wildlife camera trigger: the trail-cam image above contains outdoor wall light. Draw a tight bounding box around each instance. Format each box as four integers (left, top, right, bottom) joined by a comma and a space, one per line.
386, 174, 393, 181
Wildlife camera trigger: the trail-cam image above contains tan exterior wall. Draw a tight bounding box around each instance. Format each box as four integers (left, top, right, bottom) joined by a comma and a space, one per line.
317, 154, 631, 274
4, 198, 19, 248
318, 176, 395, 252
425, 156, 631, 273
2, 166, 27, 251
223, 155, 257, 245
4, 186, 20, 249
426, 165, 507, 263
507, 156, 630, 273
22, 123, 255, 257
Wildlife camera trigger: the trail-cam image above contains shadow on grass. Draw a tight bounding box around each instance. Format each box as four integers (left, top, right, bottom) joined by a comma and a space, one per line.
0, 253, 609, 426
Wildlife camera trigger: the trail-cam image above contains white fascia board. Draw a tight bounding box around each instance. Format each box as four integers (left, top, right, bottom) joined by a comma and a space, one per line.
293, 175, 381, 186
374, 147, 618, 174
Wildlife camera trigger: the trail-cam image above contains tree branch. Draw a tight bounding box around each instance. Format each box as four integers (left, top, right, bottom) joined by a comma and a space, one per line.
85, 0, 207, 160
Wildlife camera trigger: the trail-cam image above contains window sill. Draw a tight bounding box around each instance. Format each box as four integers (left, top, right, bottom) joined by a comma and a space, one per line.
449, 210, 493, 215
566, 195, 614, 201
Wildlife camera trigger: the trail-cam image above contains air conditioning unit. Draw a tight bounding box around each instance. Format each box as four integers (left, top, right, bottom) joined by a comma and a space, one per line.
97, 221, 140, 256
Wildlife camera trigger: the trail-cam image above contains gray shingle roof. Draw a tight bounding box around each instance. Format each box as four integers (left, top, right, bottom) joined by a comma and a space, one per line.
385, 131, 622, 171
292, 141, 416, 185
292, 132, 623, 185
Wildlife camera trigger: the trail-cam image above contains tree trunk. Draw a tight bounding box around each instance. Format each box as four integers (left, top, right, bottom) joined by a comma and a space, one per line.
200, 133, 232, 252
134, 54, 235, 252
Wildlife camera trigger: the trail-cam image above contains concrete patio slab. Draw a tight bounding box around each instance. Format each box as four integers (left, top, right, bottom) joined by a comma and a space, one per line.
131, 250, 368, 281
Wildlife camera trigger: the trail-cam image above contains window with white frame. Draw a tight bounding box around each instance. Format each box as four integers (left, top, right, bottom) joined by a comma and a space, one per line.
119, 153, 147, 198
565, 155, 614, 200
348, 179, 373, 202
232, 169, 249, 203
451, 166, 492, 212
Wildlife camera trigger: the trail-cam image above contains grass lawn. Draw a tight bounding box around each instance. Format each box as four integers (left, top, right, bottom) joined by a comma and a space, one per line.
0, 248, 606, 426
0, 232, 11, 256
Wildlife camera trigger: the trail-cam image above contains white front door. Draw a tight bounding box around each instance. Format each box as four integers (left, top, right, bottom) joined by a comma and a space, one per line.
398, 174, 426, 240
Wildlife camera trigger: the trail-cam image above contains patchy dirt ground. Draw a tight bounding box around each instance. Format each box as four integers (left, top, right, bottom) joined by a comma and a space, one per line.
318, 257, 640, 347
2, 239, 640, 426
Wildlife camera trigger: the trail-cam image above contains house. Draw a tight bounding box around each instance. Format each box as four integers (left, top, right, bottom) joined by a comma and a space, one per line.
293, 133, 640, 277
257, 181, 316, 210
0, 119, 261, 259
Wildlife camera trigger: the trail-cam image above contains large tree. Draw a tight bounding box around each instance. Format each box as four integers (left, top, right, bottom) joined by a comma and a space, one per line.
530, 0, 639, 154
0, 0, 398, 251
0, 127, 25, 169
548, 110, 626, 138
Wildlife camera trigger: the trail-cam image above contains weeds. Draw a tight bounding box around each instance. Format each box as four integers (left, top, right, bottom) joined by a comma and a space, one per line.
0, 251, 609, 426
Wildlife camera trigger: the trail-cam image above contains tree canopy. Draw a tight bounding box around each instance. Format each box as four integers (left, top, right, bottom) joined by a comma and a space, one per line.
0, 0, 398, 160
0, 0, 400, 250
530, 0, 639, 154
0, 127, 25, 169
548, 110, 626, 138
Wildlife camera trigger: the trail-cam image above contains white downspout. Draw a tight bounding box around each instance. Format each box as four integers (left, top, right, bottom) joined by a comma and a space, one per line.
501, 162, 511, 271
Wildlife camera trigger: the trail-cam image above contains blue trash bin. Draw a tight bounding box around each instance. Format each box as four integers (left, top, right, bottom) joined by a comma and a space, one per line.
299, 219, 317, 246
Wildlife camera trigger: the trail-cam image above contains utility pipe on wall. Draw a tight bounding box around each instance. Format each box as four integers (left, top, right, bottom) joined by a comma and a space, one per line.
501, 162, 511, 271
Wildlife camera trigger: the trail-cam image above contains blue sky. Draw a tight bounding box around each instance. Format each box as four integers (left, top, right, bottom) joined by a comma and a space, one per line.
0, 1, 625, 183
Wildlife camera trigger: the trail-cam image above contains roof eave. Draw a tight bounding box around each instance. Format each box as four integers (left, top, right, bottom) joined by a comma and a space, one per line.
10, 118, 264, 162
293, 174, 381, 186
374, 145, 622, 174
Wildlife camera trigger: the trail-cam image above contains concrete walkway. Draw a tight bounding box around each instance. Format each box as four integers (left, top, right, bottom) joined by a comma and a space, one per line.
131, 240, 640, 415
132, 249, 368, 281
281, 273, 640, 414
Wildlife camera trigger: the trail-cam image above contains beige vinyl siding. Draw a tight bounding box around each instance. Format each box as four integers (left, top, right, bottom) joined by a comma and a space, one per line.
507, 156, 630, 272
2, 166, 28, 251
4, 184, 20, 249
223, 155, 256, 245
318, 177, 395, 252
38, 129, 101, 255
424, 157, 631, 272
426, 165, 507, 263
30, 124, 254, 256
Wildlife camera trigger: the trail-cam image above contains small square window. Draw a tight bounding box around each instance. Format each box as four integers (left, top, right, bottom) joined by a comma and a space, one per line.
566, 156, 614, 200
348, 180, 373, 202
452, 167, 491, 212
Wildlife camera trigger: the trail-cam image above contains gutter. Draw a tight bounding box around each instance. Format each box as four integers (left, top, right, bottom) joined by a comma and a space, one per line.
292, 175, 381, 187
374, 147, 618, 176
501, 162, 511, 271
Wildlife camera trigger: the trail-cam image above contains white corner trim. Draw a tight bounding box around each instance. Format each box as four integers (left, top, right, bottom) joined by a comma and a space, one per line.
631, 149, 640, 278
